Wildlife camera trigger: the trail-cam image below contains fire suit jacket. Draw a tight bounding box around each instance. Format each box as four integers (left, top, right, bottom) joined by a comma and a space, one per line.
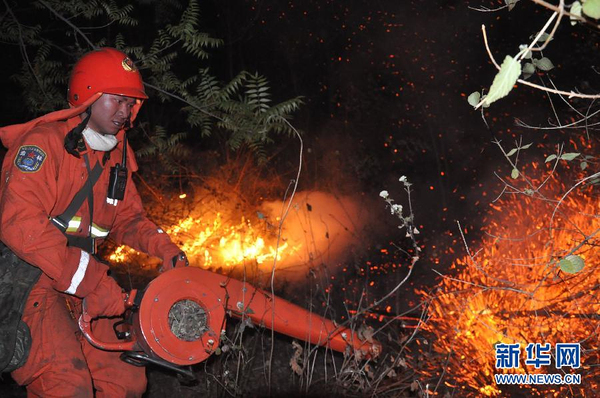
0, 107, 181, 298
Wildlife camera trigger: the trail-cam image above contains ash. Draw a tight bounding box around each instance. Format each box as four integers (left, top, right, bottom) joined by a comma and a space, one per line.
168, 299, 207, 341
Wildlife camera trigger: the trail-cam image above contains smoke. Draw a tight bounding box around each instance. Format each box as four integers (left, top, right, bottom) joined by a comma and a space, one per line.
260, 190, 371, 280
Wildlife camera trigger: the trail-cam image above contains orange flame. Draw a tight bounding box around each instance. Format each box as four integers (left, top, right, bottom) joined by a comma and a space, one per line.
109, 213, 299, 272
109, 191, 366, 280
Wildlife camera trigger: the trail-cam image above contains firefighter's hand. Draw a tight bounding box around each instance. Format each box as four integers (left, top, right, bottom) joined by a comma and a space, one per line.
85, 275, 126, 318
161, 251, 189, 272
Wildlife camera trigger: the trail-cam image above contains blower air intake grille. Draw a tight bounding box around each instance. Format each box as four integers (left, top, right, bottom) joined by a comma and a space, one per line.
168, 299, 207, 342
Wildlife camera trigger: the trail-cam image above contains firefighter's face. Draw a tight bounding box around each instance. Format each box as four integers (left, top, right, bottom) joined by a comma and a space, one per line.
87, 94, 136, 135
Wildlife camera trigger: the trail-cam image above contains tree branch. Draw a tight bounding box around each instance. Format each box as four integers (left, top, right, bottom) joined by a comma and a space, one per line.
482, 24, 600, 100
37, 0, 97, 50
3, 0, 47, 97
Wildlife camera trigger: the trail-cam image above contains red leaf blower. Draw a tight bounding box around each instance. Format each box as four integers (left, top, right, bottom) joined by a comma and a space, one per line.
79, 267, 381, 376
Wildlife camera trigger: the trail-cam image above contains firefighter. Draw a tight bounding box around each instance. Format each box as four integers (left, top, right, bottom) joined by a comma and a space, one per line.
0, 48, 188, 397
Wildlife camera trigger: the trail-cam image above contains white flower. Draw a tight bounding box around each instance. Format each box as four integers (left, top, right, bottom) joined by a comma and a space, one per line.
379, 190, 389, 199
391, 203, 403, 215
399, 176, 407, 183
413, 227, 420, 234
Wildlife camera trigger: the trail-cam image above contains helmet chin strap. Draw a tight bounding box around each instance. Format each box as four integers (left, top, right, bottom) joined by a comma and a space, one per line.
82, 126, 119, 152
64, 107, 92, 157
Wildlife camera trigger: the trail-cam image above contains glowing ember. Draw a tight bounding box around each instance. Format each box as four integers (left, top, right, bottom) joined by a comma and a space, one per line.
419, 183, 599, 396
109, 213, 299, 271
109, 245, 138, 263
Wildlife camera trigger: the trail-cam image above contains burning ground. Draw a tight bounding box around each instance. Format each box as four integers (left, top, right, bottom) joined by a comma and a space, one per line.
415, 164, 599, 396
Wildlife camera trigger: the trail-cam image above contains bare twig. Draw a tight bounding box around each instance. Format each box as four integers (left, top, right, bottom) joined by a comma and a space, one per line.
267, 119, 303, 390
550, 171, 600, 230
468, 4, 509, 12
143, 82, 222, 120
516, 7, 559, 58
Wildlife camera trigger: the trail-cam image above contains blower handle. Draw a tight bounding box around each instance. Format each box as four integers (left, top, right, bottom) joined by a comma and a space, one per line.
78, 289, 139, 351
123, 288, 138, 309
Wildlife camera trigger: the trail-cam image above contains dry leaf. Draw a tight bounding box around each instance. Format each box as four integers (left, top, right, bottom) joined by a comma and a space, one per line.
358, 325, 375, 343
410, 380, 419, 391
289, 341, 304, 376
365, 364, 375, 380
397, 357, 408, 368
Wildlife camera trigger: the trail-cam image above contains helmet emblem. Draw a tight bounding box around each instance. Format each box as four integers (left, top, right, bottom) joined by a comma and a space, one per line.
121, 57, 136, 72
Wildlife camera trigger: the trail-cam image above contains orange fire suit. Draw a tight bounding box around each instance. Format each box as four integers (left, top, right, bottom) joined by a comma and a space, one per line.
0, 103, 182, 396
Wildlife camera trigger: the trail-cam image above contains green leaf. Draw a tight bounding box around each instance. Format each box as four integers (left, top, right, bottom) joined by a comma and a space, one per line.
521, 143, 533, 149
534, 57, 554, 71
531, 32, 552, 44
507, 148, 518, 157
571, 1, 583, 25
580, 161, 588, 170
468, 91, 481, 107
511, 168, 519, 179
519, 45, 532, 59
559, 255, 585, 274
522, 62, 535, 79
483, 56, 522, 106
560, 152, 580, 161
545, 154, 557, 163
583, 0, 600, 19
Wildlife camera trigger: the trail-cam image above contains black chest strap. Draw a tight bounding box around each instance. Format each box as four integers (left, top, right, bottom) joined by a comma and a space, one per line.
50, 153, 104, 253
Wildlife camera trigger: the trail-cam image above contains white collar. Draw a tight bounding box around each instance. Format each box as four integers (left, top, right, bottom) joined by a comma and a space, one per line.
82, 127, 119, 152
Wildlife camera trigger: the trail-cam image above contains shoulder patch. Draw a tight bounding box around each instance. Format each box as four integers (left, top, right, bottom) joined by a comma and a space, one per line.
14, 145, 47, 173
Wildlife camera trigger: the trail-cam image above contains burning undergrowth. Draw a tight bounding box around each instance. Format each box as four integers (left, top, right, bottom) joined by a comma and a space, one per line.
106, 184, 370, 286
417, 168, 599, 396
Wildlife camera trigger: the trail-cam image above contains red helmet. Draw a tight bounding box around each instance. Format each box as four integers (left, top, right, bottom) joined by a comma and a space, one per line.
68, 48, 148, 106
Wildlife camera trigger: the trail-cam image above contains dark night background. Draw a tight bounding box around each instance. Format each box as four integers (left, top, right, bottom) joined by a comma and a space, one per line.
0, 0, 598, 396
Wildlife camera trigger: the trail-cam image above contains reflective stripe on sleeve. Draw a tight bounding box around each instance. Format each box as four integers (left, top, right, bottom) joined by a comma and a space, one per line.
64, 250, 90, 295
66, 216, 82, 233
90, 223, 109, 238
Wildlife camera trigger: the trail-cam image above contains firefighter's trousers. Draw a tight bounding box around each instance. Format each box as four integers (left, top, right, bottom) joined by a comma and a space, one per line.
11, 276, 146, 397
